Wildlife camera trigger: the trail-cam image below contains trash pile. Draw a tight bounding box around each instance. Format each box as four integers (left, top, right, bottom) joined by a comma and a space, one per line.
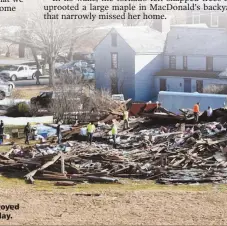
1, 117, 227, 185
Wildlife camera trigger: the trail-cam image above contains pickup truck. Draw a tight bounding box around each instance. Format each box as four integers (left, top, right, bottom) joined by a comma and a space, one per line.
0, 65, 42, 81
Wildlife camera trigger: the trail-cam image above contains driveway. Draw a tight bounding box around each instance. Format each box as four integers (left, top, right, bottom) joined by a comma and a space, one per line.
14, 77, 49, 87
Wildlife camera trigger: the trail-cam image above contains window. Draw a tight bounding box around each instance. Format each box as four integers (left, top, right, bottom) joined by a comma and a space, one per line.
111, 53, 118, 69
169, 56, 176, 69
184, 78, 191, 92
183, 56, 187, 70
192, 12, 200, 24
18, 67, 24, 71
160, 79, 166, 91
196, 80, 203, 93
206, 56, 213, 71
111, 33, 117, 47
211, 13, 219, 27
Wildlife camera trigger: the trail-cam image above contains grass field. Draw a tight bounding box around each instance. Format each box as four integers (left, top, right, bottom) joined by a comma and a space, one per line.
11, 86, 52, 100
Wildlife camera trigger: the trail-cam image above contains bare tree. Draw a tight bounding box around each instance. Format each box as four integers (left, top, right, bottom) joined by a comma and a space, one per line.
51, 72, 120, 123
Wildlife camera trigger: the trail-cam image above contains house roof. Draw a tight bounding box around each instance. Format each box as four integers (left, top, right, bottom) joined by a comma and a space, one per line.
171, 24, 208, 28
155, 69, 221, 78
165, 27, 227, 56
74, 28, 110, 54
113, 26, 166, 54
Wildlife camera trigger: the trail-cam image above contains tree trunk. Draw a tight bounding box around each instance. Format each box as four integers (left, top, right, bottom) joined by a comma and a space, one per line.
30, 48, 39, 68
42, 55, 47, 75
67, 41, 75, 61
49, 58, 55, 87
19, 43, 25, 58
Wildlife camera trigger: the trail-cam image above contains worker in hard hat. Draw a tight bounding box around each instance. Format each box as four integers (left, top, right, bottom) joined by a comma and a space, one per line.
123, 110, 129, 130
87, 122, 95, 145
111, 122, 118, 148
193, 102, 200, 123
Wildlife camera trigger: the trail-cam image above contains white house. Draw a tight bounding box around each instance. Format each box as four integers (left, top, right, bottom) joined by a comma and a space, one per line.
155, 26, 227, 94
94, 26, 166, 101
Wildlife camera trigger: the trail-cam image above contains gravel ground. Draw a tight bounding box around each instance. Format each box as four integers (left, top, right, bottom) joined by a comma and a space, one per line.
0, 186, 226, 225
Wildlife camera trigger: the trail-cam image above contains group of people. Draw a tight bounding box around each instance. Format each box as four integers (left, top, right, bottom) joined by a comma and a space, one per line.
85, 110, 129, 148
193, 102, 213, 123
0, 103, 216, 146
23, 122, 62, 145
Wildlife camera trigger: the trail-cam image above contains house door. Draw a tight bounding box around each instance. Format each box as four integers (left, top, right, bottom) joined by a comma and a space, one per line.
160, 79, 166, 91
196, 80, 203, 93
184, 78, 191, 92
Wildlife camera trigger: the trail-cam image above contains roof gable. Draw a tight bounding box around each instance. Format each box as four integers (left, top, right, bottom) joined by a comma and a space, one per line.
113, 26, 166, 54
94, 26, 166, 54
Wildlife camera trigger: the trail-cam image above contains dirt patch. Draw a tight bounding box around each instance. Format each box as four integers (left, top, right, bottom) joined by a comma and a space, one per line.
12, 86, 52, 100
0, 183, 226, 225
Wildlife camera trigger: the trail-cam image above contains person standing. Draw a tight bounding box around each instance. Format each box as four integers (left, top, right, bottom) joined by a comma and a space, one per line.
35, 68, 42, 85
0, 120, 4, 143
123, 110, 129, 130
24, 122, 31, 145
87, 122, 95, 145
207, 106, 213, 117
193, 102, 200, 123
111, 122, 118, 148
56, 123, 62, 144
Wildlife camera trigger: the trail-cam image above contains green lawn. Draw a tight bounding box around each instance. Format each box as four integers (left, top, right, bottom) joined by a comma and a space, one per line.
0, 175, 226, 193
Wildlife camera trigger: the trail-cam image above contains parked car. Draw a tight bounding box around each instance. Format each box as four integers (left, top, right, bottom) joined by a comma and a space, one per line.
81, 67, 95, 80
31, 90, 82, 108
55, 62, 76, 75
0, 83, 14, 100
0, 65, 42, 81
74, 60, 88, 69
86, 60, 95, 69
31, 91, 53, 108
0, 78, 15, 91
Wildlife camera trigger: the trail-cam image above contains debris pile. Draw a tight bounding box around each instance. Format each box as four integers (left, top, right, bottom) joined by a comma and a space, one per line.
1, 118, 227, 184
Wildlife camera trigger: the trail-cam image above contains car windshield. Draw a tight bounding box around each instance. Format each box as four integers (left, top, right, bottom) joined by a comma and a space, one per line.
40, 92, 52, 97
3, 65, 18, 71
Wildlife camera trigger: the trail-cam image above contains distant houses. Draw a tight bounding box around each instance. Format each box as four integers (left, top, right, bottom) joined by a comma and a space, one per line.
94, 23, 227, 101
155, 26, 227, 94
94, 26, 165, 101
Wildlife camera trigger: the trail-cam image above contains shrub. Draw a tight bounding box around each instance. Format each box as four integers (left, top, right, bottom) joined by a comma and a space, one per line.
203, 84, 227, 94
18, 102, 30, 115
6, 102, 31, 117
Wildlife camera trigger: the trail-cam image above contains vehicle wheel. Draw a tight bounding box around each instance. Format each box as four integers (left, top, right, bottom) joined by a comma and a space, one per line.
0, 92, 5, 100
11, 75, 17, 81
32, 73, 36, 80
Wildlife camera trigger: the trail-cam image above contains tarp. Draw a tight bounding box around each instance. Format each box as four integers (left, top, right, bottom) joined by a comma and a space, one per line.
36, 124, 56, 137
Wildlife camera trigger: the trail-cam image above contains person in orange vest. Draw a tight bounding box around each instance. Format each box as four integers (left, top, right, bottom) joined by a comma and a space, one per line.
193, 102, 200, 123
